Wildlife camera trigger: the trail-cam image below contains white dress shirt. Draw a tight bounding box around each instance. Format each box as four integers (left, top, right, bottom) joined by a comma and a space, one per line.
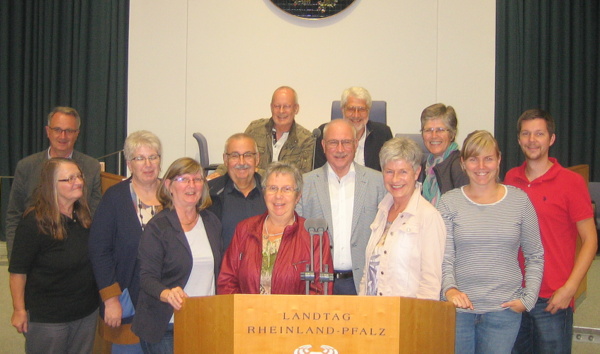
327, 163, 356, 271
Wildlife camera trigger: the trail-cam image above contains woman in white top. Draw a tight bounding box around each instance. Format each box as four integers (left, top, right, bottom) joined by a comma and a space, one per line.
131, 158, 222, 354
359, 137, 446, 299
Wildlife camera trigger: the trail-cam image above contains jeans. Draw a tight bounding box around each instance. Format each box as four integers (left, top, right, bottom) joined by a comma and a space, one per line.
512, 297, 573, 354
139, 324, 174, 354
455, 309, 522, 354
112, 342, 143, 354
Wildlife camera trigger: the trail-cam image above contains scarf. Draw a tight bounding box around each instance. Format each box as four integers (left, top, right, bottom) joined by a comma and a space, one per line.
422, 141, 458, 206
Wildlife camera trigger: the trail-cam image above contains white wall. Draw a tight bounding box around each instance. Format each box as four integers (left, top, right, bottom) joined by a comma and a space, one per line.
128, 0, 496, 170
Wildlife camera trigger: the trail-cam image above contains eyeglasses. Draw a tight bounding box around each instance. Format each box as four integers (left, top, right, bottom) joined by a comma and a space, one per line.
58, 174, 84, 184
264, 185, 297, 195
48, 126, 79, 135
421, 127, 451, 135
131, 155, 161, 164
325, 139, 355, 149
172, 176, 204, 184
225, 152, 257, 161
271, 104, 295, 111
344, 106, 369, 115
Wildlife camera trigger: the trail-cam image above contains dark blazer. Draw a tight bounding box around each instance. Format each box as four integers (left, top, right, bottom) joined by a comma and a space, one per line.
6, 149, 101, 258
314, 120, 393, 171
88, 178, 141, 324
132, 208, 222, 343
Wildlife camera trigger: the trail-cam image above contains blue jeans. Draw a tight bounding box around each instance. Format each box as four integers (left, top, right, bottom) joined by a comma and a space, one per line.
140, 324, 174, 354
455, 309, 522, 354
512, 297, 573, 354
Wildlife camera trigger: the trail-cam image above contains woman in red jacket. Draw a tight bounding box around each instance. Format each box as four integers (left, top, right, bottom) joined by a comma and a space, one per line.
218, 162, 333, 295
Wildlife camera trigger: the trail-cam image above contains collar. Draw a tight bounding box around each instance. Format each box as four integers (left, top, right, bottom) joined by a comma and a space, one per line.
516, 157, 562, 183
326, 162, 356, 182
47, 147, 74, 159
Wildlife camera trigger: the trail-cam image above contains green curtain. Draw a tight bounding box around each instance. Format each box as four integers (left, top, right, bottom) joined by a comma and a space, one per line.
495, 0, 600, 180
0, 0, 129, 241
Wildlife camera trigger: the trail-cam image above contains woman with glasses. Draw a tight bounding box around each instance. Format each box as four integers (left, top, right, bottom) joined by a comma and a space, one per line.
131, 157, 222, 353
419, 103, 468, 207
89, 130, 163, 353
9, 158, 99, 353
439, 131, 544, 353
218, 162, 333, 295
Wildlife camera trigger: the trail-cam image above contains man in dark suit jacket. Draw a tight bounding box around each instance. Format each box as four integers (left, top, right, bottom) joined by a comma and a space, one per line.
313, 87, 393, 171
5, 107, 101, 258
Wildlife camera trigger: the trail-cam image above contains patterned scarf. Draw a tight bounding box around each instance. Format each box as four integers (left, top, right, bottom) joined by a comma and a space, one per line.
422, 141, 459, 207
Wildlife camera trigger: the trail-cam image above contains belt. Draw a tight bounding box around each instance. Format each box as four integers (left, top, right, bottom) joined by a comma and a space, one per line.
334, 270, 353, 280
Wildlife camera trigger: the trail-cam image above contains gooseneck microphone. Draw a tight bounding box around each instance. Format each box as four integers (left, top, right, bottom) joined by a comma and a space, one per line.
303, 218, 333, 295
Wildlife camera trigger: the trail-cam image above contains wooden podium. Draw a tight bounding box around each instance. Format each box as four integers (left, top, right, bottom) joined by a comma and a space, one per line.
174, 295, 455, 353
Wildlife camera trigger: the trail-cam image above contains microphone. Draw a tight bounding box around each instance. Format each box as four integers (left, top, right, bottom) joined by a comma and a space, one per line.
311, 128, 321, 170
304, 218, 333, 295
304, 218, 327, 234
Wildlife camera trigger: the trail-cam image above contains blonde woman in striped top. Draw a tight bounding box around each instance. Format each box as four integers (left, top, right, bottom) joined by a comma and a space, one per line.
439, 130, 544, 354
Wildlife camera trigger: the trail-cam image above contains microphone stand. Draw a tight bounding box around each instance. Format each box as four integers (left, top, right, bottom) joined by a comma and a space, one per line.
304, 219, 333, 295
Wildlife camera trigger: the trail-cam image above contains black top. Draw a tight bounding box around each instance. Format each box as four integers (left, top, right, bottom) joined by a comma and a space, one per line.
9, 212, 99, 323
314, 120, 393, 171
208, 172, 266, 249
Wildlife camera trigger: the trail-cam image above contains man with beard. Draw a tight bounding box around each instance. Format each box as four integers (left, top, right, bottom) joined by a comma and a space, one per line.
208, 133, 266, 249
297, 119, 386, 295
313, 87, 393, 171
210, 86, 314, 179
505, 109, 597, 353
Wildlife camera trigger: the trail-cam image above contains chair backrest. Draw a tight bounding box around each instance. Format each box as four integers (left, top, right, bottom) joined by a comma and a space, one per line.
331, 100, 387, 125
394, 133, 430, 163
193, 132, 210, 170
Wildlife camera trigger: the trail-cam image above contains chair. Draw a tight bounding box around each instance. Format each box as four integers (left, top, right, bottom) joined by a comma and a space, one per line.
394, 133, 430, 163
589, 182, 600, 234
331, 100, 387, 125
192, 132, 220, 174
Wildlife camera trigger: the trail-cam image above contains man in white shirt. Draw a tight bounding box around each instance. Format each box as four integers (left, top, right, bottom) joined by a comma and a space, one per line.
297, 119, 386, 294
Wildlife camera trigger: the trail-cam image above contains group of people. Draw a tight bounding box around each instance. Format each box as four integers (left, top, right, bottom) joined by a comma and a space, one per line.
5, 86, 597, 354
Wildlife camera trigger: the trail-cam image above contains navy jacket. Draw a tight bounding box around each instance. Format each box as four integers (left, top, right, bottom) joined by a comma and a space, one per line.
132, 208, 222, 343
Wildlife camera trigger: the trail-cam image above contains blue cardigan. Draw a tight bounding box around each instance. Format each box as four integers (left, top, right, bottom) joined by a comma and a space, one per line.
88, 178, 142, 324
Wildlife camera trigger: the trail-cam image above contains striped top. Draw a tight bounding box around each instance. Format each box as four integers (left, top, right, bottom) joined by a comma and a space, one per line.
439, 185, 544, 313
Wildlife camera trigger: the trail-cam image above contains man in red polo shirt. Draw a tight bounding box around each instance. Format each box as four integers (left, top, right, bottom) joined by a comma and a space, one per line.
505, 109, 597, 353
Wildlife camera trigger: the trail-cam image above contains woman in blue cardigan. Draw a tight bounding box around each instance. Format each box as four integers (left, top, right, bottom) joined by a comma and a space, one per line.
89, 130, 163, 353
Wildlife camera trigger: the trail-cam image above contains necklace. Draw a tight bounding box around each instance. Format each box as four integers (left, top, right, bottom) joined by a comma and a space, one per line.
181, 213, 199, 225
263, 215, 292, 240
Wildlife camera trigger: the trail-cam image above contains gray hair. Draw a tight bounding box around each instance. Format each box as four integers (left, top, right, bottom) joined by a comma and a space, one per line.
379, 137, 423, 172
262, 162, 303, 193
420, 103, 458, 142
323, 119, 357, 140
341, 87, 372, 110
47, 106, 81, 129
124, 130, 163, 161
223, 133, 258, 154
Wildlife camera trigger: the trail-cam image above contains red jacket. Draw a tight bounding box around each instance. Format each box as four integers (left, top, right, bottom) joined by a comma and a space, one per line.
218, 212, 333, 295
